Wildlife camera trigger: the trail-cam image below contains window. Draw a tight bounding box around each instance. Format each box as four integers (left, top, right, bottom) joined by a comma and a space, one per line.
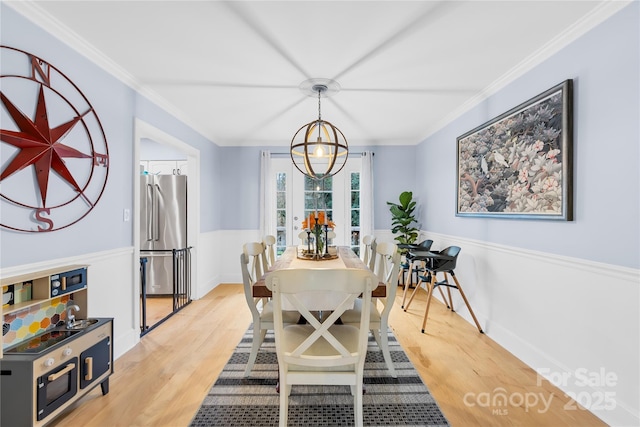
350, 172, 360, 255
270, 157, 362, 252
304, 176, 332, 224
275, 172, 287, 256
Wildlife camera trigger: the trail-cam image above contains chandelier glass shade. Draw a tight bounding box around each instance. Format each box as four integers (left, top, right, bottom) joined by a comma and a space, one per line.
290, 81, 348, 180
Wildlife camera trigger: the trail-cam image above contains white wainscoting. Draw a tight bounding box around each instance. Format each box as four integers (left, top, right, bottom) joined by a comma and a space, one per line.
417, 231, 639, 427
204, 230, 265, 286
11, 231, 634, 424
1, 248, 139, 360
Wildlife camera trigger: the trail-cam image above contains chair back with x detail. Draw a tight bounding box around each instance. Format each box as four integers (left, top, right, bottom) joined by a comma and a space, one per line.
240, 243, 298, 377
362, 235, 377, 270
342, 241, 400, 377
262, 234, 277, 269
267, 268, 376, 427
244, 242, 267, 283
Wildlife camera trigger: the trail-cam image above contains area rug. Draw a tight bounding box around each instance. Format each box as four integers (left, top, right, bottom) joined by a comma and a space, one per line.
190, 326, 449, 427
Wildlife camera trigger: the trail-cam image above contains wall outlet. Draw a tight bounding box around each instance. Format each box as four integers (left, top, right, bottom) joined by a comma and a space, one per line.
123, 209, 130, 222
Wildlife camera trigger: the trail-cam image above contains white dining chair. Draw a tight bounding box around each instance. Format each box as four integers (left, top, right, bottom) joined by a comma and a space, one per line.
262, 234, 276, 269
267, 268, 376, 427
342, 241, 401, 378
240, 243, 298, 377
362, 235, 376, 271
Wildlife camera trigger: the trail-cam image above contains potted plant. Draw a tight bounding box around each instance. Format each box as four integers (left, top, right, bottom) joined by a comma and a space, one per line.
387, 191, 419, 253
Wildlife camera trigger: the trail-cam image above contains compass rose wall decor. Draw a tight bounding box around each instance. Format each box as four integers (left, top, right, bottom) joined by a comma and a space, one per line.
0, 46, 109, 232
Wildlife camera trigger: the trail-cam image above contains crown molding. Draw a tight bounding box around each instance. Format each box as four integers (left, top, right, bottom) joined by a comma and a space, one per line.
422, 0, 633, 141
5, 1, 138, 88
4, 0, 215, 143
6, 0, 632, 146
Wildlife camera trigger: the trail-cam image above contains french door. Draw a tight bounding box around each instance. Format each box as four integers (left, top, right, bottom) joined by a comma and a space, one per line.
271, 157, 362, 257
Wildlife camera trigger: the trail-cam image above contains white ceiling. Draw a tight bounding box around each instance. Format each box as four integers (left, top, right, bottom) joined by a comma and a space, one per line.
11, 1, 625, 147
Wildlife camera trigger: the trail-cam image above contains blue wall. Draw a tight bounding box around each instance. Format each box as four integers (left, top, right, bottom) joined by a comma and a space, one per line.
218, 146, 263, 229
134, 94, 223, 232
216, 145, 417, 231
0, 5, 222, 267
1, 6, 136, 266
416, 2, 639, 269
1, 3, 637, 270
368, 145, 419, 230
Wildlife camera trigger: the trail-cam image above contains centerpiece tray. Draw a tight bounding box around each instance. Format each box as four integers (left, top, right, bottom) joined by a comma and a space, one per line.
297, 248, 339, 261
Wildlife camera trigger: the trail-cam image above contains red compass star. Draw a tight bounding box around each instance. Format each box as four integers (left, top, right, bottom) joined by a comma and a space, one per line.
0, 86, 92, 208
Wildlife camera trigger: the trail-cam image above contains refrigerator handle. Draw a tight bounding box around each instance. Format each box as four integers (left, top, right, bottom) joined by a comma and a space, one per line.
154, 184, 161, 241
145, 183, 154, 242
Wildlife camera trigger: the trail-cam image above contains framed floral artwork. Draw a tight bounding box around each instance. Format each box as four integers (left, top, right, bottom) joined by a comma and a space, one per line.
456, 79, 573, 220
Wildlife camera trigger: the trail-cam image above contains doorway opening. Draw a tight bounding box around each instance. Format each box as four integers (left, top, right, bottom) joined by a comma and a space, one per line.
139, 247, 191, 336
134, 119, 200, 337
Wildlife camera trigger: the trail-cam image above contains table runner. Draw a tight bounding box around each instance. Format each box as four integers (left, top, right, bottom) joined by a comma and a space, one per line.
275, 247, 357, 311
288, 253, 345, 269
253, 247, 385, 299
265, 247, 367, 311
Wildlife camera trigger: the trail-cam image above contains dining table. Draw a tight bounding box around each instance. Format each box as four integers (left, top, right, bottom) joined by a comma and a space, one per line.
252, 246, 386, 300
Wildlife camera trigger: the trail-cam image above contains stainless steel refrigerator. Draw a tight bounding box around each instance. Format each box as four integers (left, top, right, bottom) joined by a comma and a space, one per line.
140, 174, 187, 295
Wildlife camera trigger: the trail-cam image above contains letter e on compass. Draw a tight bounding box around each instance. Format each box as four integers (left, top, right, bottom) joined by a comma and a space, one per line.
0, 46, 109, 232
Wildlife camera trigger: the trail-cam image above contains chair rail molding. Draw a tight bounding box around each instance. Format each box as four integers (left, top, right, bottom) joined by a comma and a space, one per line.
420, 230, 639, 427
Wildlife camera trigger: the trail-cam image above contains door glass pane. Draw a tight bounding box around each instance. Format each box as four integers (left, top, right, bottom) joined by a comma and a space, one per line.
276, 230, 286, 255
276, 173, 286, 191
304, 177, 316, 191
275, 172, 287, 256
350, 191, 360, 208
270, 156, 362, 250
303, 176, 332, 226
350, 172, 360, 255
304, 193, 315, 210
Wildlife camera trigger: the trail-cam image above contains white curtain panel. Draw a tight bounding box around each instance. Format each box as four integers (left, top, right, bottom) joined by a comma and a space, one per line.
259, 150, 273, 237
360, 151, 374, 241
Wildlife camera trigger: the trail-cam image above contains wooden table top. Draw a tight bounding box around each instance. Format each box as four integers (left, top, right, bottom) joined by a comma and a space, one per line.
252, 246, 386, 298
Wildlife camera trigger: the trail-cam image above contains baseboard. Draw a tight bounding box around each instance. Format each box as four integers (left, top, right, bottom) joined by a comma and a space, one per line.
112, 328, 139, 360
421, 231, 640, 426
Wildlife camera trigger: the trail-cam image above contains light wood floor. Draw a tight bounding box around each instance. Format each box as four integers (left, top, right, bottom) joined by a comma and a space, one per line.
141, 296, 174, 331
50, 284, 606, 427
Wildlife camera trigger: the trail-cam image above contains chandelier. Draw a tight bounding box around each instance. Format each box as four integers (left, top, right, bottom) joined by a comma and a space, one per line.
290, 79, 349, 180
